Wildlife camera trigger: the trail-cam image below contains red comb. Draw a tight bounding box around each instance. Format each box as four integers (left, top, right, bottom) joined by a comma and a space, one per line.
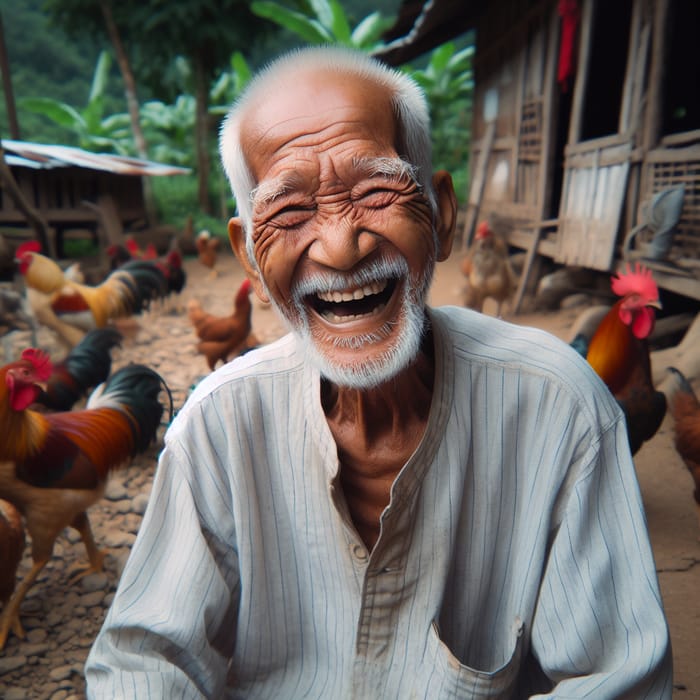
16, 240, 41, 257
21, 348, 53, 381
611, 262, 659, 301
475, 221, 491, 240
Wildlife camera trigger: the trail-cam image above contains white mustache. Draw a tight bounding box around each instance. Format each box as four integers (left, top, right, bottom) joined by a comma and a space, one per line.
290, 256, 409, 305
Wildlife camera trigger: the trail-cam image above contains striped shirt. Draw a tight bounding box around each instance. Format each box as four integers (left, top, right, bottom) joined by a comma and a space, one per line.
85, 306, 672, 699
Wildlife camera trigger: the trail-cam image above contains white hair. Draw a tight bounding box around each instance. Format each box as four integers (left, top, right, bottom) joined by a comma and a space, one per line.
218, 45, 436, 259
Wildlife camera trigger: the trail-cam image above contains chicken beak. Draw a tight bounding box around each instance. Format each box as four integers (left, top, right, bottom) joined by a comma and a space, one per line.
649, 300, 663, 310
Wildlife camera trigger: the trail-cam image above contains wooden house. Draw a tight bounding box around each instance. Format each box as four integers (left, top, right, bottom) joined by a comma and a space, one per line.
0, 140, 190, 258
376, 0, 700, 306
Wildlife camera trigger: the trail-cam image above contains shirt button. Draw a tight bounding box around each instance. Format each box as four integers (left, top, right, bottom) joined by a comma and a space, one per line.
351, 543, 368, 561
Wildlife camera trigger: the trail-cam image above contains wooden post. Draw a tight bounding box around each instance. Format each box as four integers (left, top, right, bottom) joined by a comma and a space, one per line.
0, 143, 54, 256
462, 121, 496, 249
0, 11, 20, 139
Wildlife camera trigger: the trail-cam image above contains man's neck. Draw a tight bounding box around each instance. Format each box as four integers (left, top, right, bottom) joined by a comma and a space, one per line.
320, 330, 436, 549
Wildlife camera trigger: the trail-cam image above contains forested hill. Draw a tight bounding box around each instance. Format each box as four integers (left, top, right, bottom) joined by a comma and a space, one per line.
0, 0, 402, 146
0, 0, 125, 143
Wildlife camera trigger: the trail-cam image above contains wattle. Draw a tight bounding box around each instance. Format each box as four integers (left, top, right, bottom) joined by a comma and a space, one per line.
631, 307, 655, 339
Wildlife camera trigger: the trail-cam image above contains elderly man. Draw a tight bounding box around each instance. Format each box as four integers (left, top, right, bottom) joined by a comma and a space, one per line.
86, 47, 671, 698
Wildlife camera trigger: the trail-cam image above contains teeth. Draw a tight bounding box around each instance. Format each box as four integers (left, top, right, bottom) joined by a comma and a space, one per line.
317, 279, 387, 303
321, 303, 386, 323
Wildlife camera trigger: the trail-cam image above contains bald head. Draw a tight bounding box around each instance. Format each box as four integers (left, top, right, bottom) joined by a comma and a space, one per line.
219, 47, 435, 236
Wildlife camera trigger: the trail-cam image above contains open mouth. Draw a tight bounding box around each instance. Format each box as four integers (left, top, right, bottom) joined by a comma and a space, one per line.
308, 278, 397, 324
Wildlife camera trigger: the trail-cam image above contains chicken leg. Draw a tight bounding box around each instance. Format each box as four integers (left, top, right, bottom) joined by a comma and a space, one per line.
0, 555, 50, 650
66, 511, 107, 584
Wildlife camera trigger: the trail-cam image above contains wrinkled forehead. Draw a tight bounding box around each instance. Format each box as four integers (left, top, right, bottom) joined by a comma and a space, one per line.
239, 68, 398, 180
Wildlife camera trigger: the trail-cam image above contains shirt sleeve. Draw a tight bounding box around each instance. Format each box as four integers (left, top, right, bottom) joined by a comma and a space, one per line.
85, 439, 239, 699
530, 415, 673, 698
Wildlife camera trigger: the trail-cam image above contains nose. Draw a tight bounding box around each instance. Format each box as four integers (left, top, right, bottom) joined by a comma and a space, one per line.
307, 219, 379, 271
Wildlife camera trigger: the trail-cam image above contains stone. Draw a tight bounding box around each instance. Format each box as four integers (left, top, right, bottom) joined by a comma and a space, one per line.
0, 656, 27, 675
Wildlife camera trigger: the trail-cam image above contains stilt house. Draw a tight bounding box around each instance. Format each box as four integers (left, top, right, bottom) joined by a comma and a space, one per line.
376, 0, 700, 306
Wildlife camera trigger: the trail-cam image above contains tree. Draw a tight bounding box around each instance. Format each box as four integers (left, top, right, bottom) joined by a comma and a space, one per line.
44, 0, 273, 214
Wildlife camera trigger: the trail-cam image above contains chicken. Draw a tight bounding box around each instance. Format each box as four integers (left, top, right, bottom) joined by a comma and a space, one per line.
33, 327, 122, 412
154, 247, 187, 304
105, 243, 133, 271
1, 285, 38, 361
187, 278, 256, 370
586, 263, 666, 455
195, 230, 222, 277
0, 349, 172, 649
0, 499, 24, 641
124, 235, 158, 261
108, 240, 186, 308
666, 367, 700, 532
461, 221, 517, 316
16, 241, 169, 348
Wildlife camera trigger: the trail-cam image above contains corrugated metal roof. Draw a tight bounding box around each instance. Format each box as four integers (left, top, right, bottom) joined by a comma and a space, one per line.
1, 139, 191, 176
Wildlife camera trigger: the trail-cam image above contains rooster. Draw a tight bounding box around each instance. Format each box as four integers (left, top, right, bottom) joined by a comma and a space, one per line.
125, 235, 158, 261
666, 367, 700, 532
108, 240, 186, 309
586, 263, 665, 455
187, 278, 257, 370
16, 241, 169, 348
0, 349, 172, 649
154, 247, 187, 304
461, 221, 517, 316
33, 327, 122, 412
196, 230, 222, 278
0, 499, 24, 641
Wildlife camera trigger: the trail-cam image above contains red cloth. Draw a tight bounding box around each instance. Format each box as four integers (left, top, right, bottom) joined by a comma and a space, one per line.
558, 0, 580, 92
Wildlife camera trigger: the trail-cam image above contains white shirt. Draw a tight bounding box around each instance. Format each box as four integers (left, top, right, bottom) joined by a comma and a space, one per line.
86, 306, 672, 698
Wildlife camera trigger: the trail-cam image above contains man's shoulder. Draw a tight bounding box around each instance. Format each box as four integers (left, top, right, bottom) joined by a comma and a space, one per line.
431, 305, 571, 360
172, 333, 304, 426
431, 305, 618, 420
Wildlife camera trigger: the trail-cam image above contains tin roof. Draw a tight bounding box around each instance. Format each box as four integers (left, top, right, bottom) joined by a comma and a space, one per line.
1, 139, 191, 176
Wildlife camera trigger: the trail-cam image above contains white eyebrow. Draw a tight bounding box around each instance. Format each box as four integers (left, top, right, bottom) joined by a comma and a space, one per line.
250, 173, 305, 208
352, 156, 419, 183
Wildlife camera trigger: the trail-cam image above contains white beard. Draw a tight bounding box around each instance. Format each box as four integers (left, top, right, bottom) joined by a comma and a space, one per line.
265, 254, 435, 389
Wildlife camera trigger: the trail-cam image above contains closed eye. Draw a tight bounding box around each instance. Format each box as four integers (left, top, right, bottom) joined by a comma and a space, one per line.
354, 187, 399, 209
269, 205, 316, 229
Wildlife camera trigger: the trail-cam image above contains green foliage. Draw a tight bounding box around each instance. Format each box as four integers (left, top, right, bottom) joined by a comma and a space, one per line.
407, 42, 474, 202
0, 0, 124, 143
250, 0, 394, 50
208, 52, 253, 116
150, 173, 229, 237
18, 50, 133, 153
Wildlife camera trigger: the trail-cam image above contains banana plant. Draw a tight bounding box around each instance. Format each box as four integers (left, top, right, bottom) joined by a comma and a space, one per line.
250, 0, 394, 51
208, 51, 253, 116
18, 50, 132, 154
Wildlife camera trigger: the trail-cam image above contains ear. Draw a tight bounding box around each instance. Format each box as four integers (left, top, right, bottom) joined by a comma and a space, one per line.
431, 170, 457, 261
227, 217, 270, 303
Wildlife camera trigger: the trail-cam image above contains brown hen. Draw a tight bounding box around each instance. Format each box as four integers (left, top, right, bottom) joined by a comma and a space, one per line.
187, 278, 257, 370
666, 367, 700, 532
196, 230, 222, 278
461, 221, 517, 316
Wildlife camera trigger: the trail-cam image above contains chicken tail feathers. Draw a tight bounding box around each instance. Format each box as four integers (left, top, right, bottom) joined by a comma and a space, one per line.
37, 328, 123, 411
667, 366, 698, 402
87, 364, 173, 455
118, 261, 170, 312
